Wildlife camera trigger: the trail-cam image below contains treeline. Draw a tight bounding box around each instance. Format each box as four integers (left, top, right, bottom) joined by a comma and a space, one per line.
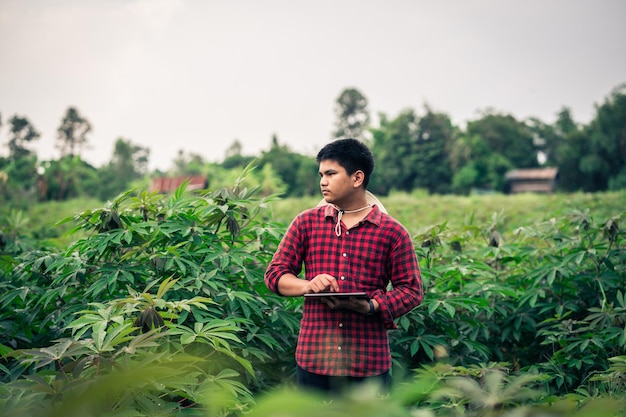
1, 83, 625, 208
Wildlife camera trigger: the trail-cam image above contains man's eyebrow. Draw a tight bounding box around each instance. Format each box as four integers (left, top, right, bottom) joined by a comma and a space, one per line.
319, 169, 338, 175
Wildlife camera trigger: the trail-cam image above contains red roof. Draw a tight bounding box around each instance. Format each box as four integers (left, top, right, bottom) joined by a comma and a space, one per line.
150, 176, 207, 193
505, 167, 558, 180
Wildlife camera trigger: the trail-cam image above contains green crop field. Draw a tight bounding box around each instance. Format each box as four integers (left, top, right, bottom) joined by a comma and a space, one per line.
267, 190, 626, 235
14, 190, 626, 249
7, 190, 625, 252
2, 188, 626, 416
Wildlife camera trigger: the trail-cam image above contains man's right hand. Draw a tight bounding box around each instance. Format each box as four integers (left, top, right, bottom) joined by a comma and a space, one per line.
276, 273, 339, 297
304, 273, 339, 294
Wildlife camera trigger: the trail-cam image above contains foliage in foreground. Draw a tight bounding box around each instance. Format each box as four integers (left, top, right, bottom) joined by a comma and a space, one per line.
1, 169, 298, 415
0, 172, 625, 415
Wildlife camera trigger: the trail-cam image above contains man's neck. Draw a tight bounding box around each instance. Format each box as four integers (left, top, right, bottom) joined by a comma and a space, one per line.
336, 201, 372, 230
333, 192, 369, 212
337, 201, 371, 213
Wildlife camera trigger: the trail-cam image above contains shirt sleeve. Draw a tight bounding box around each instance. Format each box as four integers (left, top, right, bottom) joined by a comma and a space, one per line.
264, 214, 305, 295
371, 224, 423, 329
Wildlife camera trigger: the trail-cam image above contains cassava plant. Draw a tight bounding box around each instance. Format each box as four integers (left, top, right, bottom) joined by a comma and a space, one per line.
1, 165, 300, 415
390, 205, 625, 399
2, 169, 626, 416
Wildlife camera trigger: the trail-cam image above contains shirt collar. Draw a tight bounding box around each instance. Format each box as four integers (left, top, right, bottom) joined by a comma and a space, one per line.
323, 203, 382, 226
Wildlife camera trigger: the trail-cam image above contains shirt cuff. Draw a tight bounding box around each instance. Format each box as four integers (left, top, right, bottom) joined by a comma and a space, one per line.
372, 295, 397, 330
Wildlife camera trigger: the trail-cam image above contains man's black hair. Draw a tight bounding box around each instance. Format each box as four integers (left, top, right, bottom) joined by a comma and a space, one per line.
316, 138, 375, 188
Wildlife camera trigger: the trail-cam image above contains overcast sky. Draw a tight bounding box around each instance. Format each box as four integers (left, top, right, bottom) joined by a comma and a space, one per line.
1, 0, 625, 171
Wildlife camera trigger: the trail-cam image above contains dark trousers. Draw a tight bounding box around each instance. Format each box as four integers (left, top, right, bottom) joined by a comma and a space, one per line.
296, 365, 390, 395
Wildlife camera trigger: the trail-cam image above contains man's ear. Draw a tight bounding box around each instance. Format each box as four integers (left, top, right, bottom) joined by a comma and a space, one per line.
352, 170, 365, 188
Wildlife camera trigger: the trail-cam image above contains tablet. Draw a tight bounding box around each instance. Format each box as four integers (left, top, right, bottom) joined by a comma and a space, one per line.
304, 292, 369, 299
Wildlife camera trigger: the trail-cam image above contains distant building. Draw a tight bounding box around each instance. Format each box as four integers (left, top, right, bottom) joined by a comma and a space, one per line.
505, 167, 559, 194
150, 176, 207, 193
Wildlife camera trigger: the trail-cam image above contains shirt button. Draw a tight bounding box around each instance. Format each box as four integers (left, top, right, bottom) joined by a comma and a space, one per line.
337, 346, 342, 351
342, 253, 347, 257
346, 231, 349, 235
339, 323, 343, 328
340, 276, 345, 281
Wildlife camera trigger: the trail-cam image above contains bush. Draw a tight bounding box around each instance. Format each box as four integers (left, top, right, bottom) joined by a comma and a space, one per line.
1, 171, 299, 415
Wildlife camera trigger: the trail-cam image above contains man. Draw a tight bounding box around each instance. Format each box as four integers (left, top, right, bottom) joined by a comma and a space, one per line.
264, 138, 423, 394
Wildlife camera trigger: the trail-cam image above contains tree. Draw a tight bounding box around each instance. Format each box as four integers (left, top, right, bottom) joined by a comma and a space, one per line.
0, 114, 7, 202
553, 129, 588, 191
332, 87, 371, 139
413, 107, 456, 194
586, 84, 626, 191
259, 134, 310, 197
225, 139, 243, 159
449, 133, 514, 194
111, 138, 149, 177
370, 106, 458, 195
97, 138, 150, 200
171, 150, 205, 176
0, 115, 41, 206
56, 107, 92, 158
39, 157, 99, 201
6, 115, 40, 160
552, 85, 626, 192
467, 112, 538, 168
222, 139, 255, 169
370, 110, 420, 194
292, 155, 319, 197
528, 107, 580, 167
555, 107, 579, 137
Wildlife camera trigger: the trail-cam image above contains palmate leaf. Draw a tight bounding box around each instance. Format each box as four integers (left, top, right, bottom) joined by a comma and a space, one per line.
156, 276, 179, 299
410, 334, 447, 360
123, 354, 204, 397
22, 374, 57, 395
214, 346, 254, 377
66, 303, 126, 339
94, 322, 137, 353
36, 352, 207, 417
0, 286, 28, 309
67, 313, 106, 331
167, 296, 214, 313
225, 290, 260, 319
441, 370, 547, 410
616, 289, 626, 308
18, 339, 92, 369
607, 355, 626, 373
122, 328, 169, 354
167, 324, 196, 345
0, 363, 11, 375
493, 372, 548, 403
196, 367, 253, 415
167, 320, 242, 348
200, 320, 242, 345
200, 368, 248, 395
244, 326, 283, 351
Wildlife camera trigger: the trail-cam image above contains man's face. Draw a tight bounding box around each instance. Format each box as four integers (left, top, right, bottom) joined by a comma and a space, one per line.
318, 160, 354, 204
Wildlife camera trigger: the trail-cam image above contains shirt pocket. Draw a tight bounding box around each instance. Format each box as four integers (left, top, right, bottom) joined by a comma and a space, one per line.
350, 243, 387, 284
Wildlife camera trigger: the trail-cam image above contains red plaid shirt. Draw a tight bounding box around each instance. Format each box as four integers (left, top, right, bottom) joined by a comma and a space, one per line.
265, 204, 423, 377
